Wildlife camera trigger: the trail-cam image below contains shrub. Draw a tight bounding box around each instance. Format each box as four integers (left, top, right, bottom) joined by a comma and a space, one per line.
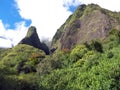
107, 52, 114, 58
61, 48, 70, 53
70, 45, 88, 63
52, 51, 70, 68
91, 40, 103, 53
37, 56, 61, 75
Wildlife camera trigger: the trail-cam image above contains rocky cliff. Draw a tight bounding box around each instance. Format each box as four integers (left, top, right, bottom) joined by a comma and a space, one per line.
51, 4, 120, 50
19, 26, 49, 55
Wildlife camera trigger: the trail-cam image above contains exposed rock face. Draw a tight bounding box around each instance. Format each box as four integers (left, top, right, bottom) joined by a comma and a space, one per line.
51, 4, 120, 50
19, 26, 49, 55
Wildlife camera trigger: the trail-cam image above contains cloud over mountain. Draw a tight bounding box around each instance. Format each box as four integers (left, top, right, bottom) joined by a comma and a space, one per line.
1, 0, 120, 48
16, 0, 72, 39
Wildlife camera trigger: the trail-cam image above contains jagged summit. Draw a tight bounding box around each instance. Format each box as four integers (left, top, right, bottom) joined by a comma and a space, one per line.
19, 26, 49, 55
26, 26, 37, 38
51, 4, 120, 51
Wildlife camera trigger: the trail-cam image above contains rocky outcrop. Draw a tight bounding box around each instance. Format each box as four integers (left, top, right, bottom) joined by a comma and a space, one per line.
51, 4, 120, 51
19, 26, 49, 55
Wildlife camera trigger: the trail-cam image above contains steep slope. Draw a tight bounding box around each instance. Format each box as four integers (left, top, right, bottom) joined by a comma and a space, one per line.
19, 26, 49, 54
51, 4, 120, 50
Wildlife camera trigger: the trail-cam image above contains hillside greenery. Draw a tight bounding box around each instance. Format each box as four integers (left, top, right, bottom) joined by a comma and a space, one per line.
0, 29, 120, 90
1, 3, 120, 90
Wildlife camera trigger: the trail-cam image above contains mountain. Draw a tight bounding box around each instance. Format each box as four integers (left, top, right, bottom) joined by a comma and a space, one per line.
19, 26, 49, 55
51, 4, 120, 50
1, 4, 120, 90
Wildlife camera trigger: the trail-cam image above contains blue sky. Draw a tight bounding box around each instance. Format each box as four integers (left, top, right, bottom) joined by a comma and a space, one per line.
0, 0, 120, 48
0, 0, 79, 48
0, 0, 31, 29
0, 0, 77, 30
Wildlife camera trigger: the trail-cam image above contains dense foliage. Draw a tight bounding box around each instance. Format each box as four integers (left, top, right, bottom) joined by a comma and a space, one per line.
0, 29, 120, 90
1, 3, 120, 89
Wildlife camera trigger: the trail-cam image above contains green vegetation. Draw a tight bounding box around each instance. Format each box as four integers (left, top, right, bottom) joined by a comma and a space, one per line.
37, 29, 120, 90
2, 4, 120, 90
1, 29, 120, 90
1, 44, 45, 74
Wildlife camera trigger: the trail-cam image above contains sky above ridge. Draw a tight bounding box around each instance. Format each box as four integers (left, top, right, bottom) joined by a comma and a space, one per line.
0, 0, 120, 48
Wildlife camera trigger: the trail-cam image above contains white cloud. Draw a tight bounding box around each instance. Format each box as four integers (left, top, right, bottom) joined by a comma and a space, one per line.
15, 0, 120, 41
0, 0, 72, 48
63, 0, 81, 8
1, 0, 120, 48
15, 0, 72, 40
4, 22, 28, 46
0, 20, 6, 36
0, 38, 12, 48
0, 21, 28, 48
0, 20, 12, 48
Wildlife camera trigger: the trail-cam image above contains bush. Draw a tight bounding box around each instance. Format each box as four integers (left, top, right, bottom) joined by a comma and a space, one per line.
91, 40, 103, 53
1, 44, 45, 74
107, 52, 114, 58
37, 56, 61, 75
70, 45, 88, 63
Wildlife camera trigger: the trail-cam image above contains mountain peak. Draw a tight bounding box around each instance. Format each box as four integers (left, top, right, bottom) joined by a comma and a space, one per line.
51, 4, 120, 51
19, 26, 49, 55
26, 26, 37, 38
76, 3, 100, 11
